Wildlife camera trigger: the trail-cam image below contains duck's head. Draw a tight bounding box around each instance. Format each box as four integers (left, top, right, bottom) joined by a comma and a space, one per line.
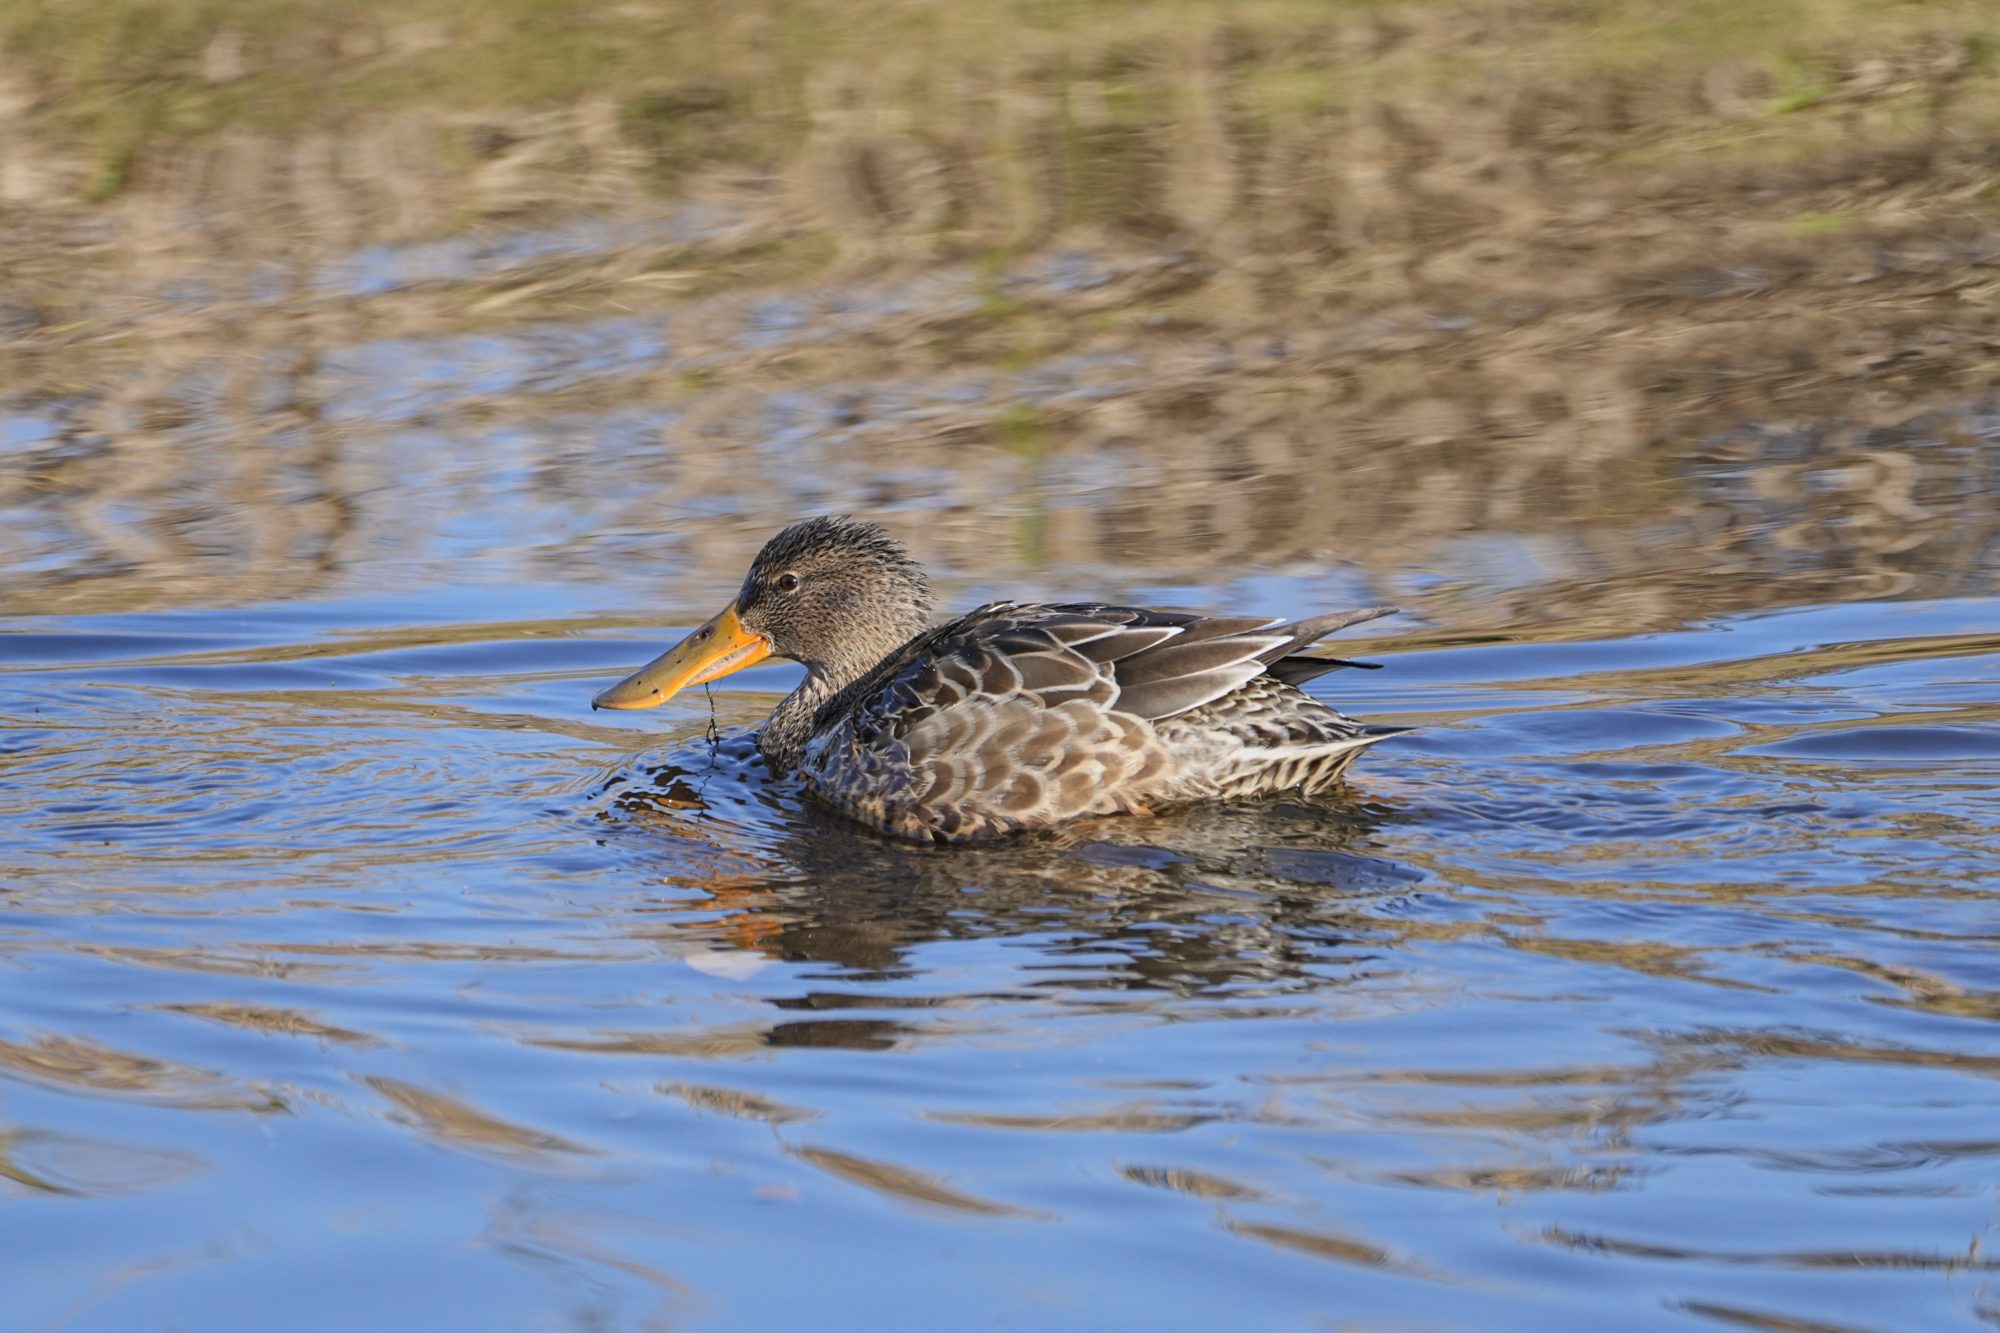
592, 515, 935, 711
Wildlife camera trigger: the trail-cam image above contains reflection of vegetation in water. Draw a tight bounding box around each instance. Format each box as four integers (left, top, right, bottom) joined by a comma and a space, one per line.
3, 0, 1998, 625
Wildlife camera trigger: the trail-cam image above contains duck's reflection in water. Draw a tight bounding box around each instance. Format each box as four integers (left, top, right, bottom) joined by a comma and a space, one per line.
593, 737, 1424, 1011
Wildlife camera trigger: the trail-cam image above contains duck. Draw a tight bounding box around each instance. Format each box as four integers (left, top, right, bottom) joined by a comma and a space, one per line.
593, 516, 1405, 843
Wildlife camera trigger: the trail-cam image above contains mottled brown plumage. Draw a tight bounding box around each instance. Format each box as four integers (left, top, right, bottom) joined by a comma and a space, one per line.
594, 516, 1406, 843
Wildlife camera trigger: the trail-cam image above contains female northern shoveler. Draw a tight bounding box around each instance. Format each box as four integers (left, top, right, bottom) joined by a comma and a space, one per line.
593, 516, 1405, 842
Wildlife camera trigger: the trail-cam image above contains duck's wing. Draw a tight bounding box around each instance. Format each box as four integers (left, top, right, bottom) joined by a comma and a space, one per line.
986, 602, 1399, 720
838, 603, 1251, 735
834, 601, 1398, 739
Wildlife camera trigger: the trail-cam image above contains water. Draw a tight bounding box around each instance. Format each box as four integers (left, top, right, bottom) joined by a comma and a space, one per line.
6, 205, 2000, 1328
8, 570, 1999, 1328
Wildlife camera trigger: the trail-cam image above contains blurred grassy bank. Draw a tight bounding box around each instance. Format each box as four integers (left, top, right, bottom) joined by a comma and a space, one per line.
4, 0, 1997, 218
7, 0, 1993, 418
4, 0, 1998, 621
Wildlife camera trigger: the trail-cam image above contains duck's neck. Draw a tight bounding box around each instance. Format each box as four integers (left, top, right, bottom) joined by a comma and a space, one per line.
754, 597, 937, 773
757, 668, 844, 772
757, 625, 934, 772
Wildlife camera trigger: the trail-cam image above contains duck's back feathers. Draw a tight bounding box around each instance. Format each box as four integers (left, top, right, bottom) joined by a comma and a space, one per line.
799, 601, 1399, 842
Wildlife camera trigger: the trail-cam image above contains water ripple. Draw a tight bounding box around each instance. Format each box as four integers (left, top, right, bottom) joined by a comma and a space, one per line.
4, 592, 1997, 1331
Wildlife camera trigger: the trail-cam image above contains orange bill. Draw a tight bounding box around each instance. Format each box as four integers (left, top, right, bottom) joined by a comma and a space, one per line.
591, 602, 773, 710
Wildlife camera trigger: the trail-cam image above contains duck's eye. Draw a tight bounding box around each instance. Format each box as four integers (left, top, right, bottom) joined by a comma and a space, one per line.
775, 572, 801, 594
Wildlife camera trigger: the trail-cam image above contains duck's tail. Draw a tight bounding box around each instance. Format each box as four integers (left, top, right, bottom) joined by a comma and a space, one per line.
1259, 606, 1397, 687
1214, 722, 1411, 799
